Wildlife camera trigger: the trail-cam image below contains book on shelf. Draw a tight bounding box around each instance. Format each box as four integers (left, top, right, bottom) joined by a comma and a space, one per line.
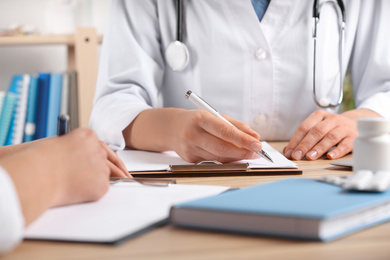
170, 178, 390, 241
9, 75, 30, 145
35, 73, 51, 140
24, 75, 39, 142
0, 71, 79, 146
0, 75, 23, 146
46, 73, 63, 137
60, 73, 70, 117
68, 71, 79, 130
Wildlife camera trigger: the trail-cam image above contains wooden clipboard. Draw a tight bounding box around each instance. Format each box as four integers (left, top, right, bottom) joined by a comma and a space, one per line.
130, 161, 302, 178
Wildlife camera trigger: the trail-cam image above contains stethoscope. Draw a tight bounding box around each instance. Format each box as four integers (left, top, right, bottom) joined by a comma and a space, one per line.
165, 0, 346, 108
312, 0, 345, 108
165, 0, 189, 72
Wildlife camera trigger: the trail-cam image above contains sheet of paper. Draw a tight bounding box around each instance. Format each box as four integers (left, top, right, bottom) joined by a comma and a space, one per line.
24, 183, 229, 244
117, 141, 296, 172
242, 142, 297, 169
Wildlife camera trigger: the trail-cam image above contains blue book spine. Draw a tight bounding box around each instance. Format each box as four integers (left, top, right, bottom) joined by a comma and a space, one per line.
10, 75, 30, 145
34, 73, 51, 140
4, 75, 24, 146
24, 75, 39, 142
46, 73, 63, 137
0, 93, 17, 146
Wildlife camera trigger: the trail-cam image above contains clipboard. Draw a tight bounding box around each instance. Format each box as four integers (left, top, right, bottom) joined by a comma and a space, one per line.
130, 160, 302, 178
117, 142, 302, 178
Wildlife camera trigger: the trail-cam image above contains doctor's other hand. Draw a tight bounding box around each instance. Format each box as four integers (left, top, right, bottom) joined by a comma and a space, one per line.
124, 108, 262, 163
283, 109, 380, 161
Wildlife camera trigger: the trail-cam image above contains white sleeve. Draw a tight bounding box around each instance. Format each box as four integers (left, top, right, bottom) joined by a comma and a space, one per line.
349, 0, 390, 118
90, 0, 164, 151
0, 167, 24, 255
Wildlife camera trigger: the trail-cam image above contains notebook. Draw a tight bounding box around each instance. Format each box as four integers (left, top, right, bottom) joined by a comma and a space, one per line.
170, 178, 390, 241
24, 182, 229, 244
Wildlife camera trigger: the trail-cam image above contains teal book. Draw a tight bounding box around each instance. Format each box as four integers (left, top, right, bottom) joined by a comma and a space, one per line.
24, 75, 39, 142
9, 75, 30, 145
35, 73, 51, 139
46, 73, 63, 137
2, 75, 24, 146
0, 92, 17, 146
170, 178, 390, 241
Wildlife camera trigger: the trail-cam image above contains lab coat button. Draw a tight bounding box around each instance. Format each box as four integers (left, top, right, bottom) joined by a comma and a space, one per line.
254, 114, 267, 125
255, 48, 267, 60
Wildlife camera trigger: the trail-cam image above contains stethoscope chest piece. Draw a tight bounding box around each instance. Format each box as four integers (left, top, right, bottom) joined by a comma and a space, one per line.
165, 41, 190, 71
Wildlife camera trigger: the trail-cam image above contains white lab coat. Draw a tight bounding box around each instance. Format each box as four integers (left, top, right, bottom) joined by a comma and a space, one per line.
90, 0, 390, 151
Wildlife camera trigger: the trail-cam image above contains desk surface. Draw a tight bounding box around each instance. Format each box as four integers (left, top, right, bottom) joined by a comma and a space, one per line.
4, 142, 390, 260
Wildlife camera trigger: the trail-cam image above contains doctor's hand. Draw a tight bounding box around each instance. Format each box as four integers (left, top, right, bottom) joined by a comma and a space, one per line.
171, 110, 262, 163
283, 109, 381, 161
124, 108, 263, 163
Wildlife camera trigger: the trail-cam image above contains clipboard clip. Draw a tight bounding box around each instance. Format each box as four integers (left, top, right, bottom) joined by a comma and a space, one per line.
169, 160, 249, 173
110, 177, 176, 187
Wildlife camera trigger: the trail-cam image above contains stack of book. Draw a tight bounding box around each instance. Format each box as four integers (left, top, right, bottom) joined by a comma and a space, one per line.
0, 71, 79, 146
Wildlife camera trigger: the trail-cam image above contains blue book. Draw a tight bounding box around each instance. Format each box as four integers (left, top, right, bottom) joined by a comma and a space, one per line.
8, 75, 30, 145
46, 73, 63, 137
2, 75, 24, 146
0, 92, 17, 146
24, 75, 39, 142
35, 73, 51, 140
170, 178, 390, 241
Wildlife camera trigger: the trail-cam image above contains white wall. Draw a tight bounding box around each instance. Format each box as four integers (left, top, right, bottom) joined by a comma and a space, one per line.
0, 0, 111, 91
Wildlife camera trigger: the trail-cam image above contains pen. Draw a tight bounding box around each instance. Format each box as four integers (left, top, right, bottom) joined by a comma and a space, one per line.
57, 114, 70, 136
185, 90, 274, 163
110, 177, 176, 187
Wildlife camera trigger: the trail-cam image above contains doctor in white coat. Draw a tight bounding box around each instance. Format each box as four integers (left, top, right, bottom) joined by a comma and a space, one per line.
90, 0, 389, 163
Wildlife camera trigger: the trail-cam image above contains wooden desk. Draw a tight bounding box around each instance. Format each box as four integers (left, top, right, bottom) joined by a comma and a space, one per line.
3, 142, 390, 260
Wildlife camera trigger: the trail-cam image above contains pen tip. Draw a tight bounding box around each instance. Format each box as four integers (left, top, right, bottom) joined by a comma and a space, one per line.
262, 151, 274, 163
185, 90, 192, 99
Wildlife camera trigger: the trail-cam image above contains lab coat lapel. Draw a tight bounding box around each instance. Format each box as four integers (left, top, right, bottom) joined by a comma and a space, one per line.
260, 0, 294, 47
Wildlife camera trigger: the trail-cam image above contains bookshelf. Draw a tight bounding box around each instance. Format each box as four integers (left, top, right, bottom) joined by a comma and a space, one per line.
0, 27, 102, 128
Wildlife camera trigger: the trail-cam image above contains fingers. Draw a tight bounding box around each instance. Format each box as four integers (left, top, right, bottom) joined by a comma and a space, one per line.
284, 111, 326, 159
284, 110, 358, 161
171, 110, 262, 162
107, 160, 128, 177
326, 137, 355, 159
198, 112, 263, 155
100, 141, 132, 178
178, 136, 260, 163
224, 115, 260, 139
292, 119, 339, 160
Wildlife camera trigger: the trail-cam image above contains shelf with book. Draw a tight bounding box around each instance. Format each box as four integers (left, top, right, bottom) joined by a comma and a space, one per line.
0, 27, 103, 128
